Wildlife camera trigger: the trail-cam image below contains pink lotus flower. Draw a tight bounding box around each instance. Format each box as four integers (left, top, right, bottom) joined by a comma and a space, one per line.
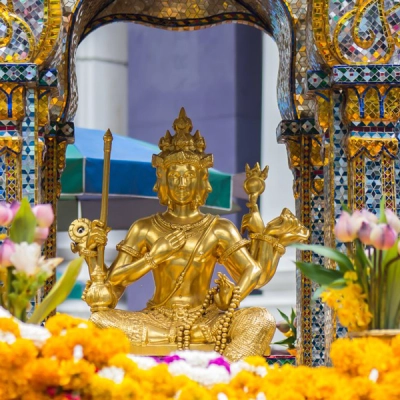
0, 239, 15, 267
34, 227, 49, 245
358, 221, 374, 245
334, 212, 359, 242
32, 204, 54, 228
9, 201, 20, 218
0, 203, 14, 226
352, 209, 378, 224
370, 224, 397, 250
385, 209, 400, 233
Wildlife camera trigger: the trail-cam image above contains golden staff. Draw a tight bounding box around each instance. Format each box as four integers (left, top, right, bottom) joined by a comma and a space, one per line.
97, 129, 113, 272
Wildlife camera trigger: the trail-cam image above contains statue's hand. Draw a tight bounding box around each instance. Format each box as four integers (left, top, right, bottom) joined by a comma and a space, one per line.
86, 220, 109, 251
150, 230, 186, 264
214, 272, 235, 311
241, 204, 264, 235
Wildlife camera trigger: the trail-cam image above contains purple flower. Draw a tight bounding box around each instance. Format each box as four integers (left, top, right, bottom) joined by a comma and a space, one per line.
163, 355, 183, 364
208, 357, 231, 373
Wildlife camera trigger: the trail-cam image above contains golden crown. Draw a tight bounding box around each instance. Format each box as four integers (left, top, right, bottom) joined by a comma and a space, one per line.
152, 108, 213, 169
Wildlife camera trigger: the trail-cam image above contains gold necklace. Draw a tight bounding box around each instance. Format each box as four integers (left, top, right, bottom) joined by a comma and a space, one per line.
153, 213, 212, 234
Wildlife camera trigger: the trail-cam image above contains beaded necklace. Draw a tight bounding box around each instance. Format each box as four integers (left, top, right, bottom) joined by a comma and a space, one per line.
176, 286, 241, 355
153, 213, 212, 239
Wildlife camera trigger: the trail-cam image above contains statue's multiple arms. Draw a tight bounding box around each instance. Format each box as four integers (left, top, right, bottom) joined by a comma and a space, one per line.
214, 219, 262, 309
108, 229, 186, 286
240, 205, 309, 289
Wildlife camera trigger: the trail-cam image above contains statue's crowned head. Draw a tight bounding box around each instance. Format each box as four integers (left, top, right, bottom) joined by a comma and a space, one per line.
152, 108, 213, 209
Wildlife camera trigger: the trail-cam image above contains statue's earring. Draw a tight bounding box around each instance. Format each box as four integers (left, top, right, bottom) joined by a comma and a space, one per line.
191, 195, 201, 210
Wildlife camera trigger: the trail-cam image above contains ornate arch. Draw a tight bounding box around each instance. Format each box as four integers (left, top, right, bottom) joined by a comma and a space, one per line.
57, 0, 296, 122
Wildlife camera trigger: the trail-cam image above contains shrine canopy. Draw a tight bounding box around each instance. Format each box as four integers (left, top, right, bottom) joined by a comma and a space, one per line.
61, 127, 232, 210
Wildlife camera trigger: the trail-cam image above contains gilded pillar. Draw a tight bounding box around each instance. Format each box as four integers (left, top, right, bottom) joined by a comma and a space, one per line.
278, 119, 326, 366
42, 122, 74, 295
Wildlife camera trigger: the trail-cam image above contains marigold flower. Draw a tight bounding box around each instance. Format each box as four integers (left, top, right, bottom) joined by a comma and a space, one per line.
45, 313, 92, 335
243, 356, 267, 368
9, 338, 38, 368
28, 358, 61, 390
0, 317, 20, 337
58, 359, 95, 390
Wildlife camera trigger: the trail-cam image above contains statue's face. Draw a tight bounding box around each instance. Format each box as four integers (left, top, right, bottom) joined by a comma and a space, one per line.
167, 164, 198, 206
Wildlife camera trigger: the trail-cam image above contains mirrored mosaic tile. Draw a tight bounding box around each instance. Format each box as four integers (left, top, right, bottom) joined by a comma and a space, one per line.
0, 154, 6, 202
311, 194, 325, 366
395, 154, 400, 213
12, 0, 45, 41
0, 64, 37, 82
365, 158, 382, 212
329, 0, 355, 37
335, 2, 394, 64
307, 70, 331, 91
39, 69, 58, 87
21, 88, 36, 203
0, 20, 33, 62
333, 65, 400, 85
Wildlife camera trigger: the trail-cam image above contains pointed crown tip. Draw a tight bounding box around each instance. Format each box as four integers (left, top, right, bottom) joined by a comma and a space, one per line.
154, 108, 212, 169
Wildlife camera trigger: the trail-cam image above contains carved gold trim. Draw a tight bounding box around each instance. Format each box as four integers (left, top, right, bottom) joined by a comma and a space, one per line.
311, 0, 340, 66
34, 0, 63, 64
347, 137, 398, 160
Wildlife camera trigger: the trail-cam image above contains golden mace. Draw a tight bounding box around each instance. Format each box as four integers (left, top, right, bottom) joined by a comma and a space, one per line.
96, 129, 113, 273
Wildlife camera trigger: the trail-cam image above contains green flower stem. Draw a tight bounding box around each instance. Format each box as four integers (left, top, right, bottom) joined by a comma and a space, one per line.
384, 255, 400, 328
370, 250, 376, 329
394, 301, 400, 328
6, 268, 14, 315
378, 250, 384, 328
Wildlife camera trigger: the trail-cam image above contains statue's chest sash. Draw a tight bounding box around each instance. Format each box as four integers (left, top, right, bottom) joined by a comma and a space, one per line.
151, 214, 217, 265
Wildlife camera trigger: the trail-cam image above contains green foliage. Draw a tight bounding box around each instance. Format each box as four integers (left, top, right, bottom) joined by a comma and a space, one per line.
28, 258, 83, 324
295, 198, 400, 330
274, 337, 295, 347
6, 269, 47, 321
274, 308, 297, 349
383, 243, 400, 329
9, 198, 37, 244
296, 261, 344, 286
293, 243, 354, 273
